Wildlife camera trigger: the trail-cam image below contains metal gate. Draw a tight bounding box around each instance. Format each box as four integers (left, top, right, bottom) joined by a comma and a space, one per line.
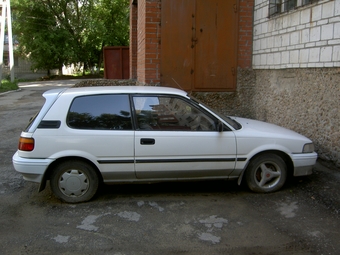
161, 0, 238, 91
103, 46, 130, 79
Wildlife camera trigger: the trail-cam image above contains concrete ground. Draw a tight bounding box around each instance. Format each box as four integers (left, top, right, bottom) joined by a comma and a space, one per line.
0, 80, 339, 255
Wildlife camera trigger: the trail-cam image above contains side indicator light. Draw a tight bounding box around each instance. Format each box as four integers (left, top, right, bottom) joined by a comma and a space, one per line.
18, 137, 35, 151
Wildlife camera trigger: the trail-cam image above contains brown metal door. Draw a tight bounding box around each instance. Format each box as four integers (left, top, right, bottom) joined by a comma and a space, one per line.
194, 0, 237, 91
161, 0, 238, 92
161, 0, 194, 91
104, 46, 130, 79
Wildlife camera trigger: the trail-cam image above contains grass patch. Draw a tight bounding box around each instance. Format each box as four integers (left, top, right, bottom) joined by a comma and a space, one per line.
0, 79, 19, 93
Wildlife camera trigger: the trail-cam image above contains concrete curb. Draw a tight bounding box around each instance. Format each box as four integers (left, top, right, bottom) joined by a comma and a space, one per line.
0, 88, 22, 96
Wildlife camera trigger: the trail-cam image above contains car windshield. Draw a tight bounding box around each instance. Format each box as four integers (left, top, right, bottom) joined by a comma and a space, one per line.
188, 95, 242, 130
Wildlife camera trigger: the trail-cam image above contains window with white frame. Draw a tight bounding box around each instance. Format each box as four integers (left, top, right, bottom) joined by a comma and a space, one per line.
269, 0, 319, 17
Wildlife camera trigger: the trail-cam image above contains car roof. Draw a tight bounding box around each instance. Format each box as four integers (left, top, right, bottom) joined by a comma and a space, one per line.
44, 86, 189, 98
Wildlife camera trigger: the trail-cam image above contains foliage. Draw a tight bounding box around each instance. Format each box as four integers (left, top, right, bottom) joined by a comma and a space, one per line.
12, 0, 129, 74
0, 79, 19, 93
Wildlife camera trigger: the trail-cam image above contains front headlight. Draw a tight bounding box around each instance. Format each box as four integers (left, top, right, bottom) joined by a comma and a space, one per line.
303, 143, 315, 153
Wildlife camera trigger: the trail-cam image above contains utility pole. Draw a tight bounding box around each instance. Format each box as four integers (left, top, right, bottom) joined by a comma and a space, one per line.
0, 0, 14, 82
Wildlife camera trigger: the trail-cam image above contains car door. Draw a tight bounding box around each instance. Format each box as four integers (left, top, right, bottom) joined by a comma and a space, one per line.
133, 95, 237, 179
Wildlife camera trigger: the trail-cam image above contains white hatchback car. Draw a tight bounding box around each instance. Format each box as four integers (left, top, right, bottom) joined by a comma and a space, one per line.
13, 86, 317, 203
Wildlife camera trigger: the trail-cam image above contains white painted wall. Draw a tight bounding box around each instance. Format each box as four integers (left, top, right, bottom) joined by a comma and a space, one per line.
253, 0, 340, 69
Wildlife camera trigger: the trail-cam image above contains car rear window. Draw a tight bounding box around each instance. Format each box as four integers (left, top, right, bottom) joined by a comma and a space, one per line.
67, 94, 132, 130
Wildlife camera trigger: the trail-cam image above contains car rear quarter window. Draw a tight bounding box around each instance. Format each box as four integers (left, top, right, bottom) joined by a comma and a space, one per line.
67, 94, 132, 130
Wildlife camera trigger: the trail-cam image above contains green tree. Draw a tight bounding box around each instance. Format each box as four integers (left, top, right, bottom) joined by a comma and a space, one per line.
91, 0, 130, 72
96, 0, 130, 46
12, 0, 74, 74
12, 0, 129, 75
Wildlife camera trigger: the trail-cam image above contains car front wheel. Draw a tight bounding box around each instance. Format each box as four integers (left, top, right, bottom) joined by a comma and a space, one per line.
245, 153, 287, 193
50, 160, 99, 203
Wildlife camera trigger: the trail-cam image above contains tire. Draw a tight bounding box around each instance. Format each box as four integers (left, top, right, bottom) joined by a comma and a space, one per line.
50, 160, 99, 203
245, 153, 287, 193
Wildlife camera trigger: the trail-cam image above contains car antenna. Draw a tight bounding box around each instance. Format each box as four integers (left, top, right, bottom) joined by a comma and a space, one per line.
171, 78, 193, 96
171, 78, 183, 90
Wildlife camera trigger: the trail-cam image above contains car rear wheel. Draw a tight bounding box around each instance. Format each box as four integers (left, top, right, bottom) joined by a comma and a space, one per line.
245, 153, 287, 193
50, 160, 99, 203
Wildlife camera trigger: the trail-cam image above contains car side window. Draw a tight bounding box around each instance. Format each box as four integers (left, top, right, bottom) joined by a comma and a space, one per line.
133, 96, 216, 131
67, 94, 132, 130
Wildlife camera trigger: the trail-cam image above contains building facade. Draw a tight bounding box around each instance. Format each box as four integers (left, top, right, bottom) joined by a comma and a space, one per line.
2, 42, 50, 80
130, 0, 340, 166
252, 0, 340, 165
2, 54, 49, 80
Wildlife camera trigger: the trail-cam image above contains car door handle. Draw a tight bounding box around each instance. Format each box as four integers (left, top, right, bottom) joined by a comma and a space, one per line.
140, 138, 155, 145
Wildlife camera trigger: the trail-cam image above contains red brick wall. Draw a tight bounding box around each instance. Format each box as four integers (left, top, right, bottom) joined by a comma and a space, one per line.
133, 0, 161, 85
130, 0, 137, 79
144, 0, 161, 84
238, 0, 254, 69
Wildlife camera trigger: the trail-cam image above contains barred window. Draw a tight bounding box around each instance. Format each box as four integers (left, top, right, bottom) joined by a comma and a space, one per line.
285, 0, 297, 11
269, 0, 319, 17
269, 0, 282, 16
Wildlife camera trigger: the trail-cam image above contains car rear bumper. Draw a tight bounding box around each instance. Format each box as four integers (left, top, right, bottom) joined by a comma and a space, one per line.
292, 152, 318, 176
12, 151, 53, 183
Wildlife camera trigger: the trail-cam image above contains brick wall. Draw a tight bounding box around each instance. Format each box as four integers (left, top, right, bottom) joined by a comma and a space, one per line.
130, 1, 137, 79
253, 0, 340, 68
135, 0, 161, 85
144, 0, 161, 84
238, 0, 254, 69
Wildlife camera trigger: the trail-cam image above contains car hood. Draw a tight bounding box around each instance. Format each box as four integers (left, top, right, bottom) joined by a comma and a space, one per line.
231, 117, 311, 141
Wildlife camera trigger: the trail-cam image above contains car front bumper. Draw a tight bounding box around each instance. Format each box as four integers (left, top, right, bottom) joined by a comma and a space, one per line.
292, 152, 318, 176
12, 151, 53, 183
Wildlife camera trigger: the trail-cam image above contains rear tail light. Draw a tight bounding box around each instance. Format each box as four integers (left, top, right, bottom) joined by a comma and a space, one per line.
18, 137, 35, 151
